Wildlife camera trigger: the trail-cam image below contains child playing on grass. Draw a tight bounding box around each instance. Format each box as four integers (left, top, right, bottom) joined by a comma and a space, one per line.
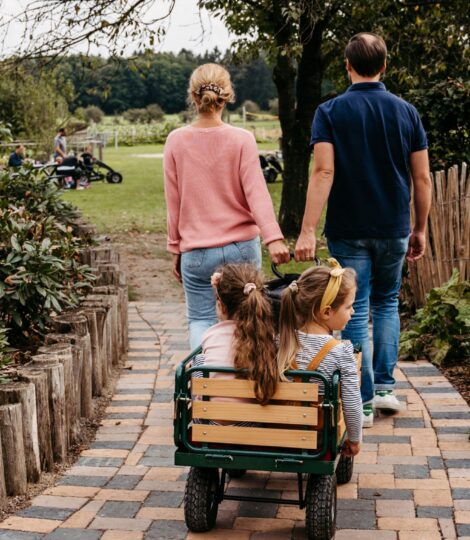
277, 259, 363, 456
192, 263, 279, 408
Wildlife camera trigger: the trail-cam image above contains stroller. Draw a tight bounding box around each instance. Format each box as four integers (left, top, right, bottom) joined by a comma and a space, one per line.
44, 154, 123, 188
259, 152, 283, 183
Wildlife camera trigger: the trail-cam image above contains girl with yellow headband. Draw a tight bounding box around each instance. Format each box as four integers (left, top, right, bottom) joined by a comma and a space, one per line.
277, 259, 363, 456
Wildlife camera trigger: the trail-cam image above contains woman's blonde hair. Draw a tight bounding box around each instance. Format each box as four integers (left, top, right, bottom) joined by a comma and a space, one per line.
214, 263, 278, 405
188, 63, 235, 113
277, 265, 356, 379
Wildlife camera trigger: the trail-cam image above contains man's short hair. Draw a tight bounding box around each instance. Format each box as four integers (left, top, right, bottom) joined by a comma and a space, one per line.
15, 144, 23, 150
58, 128, 66, 134
345, 33, 387, 77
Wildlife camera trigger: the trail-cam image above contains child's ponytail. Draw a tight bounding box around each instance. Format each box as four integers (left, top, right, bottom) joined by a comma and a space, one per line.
277, 283, 300, 380
214, 264, 278, 405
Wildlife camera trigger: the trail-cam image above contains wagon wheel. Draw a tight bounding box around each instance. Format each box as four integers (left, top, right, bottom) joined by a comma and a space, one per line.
305, 474, 337, 540
184, 467, 220, 532
106, 171, 123, 184
336, 454, 354, 484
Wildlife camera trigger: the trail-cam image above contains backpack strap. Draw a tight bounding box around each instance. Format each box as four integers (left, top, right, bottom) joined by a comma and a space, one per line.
291, 338, 340, 379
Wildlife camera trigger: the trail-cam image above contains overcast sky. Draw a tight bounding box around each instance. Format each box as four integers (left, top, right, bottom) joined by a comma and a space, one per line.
0, 0, 233, 57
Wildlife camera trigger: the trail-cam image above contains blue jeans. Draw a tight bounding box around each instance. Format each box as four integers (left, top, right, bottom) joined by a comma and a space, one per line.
181, 237, 262, 350
327, 237, 408, 404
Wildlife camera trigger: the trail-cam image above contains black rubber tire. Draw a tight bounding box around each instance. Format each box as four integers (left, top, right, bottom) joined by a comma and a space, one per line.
266, 168, 277, 183
227, 469, 246, 479
305, 474, 337, 540
106, 171, 123, 184
184, 467, 219, 532
336, 455, 354, 484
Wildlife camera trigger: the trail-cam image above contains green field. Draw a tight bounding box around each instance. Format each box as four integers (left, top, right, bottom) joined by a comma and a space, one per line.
64, 142, 325, 274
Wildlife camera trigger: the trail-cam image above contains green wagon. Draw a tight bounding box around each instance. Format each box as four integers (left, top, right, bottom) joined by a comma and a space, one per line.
174, 349, 355, 540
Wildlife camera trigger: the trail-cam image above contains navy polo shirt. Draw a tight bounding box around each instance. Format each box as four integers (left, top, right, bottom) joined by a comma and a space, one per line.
311, 82, 428, 239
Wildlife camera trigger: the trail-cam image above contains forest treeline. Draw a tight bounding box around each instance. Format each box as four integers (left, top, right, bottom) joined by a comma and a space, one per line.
57, 48, 277, 114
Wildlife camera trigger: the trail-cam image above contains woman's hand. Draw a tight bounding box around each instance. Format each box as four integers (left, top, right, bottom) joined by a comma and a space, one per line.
341, 439, 361, 457
267, 240, 290, 265
172, 253, 182, 283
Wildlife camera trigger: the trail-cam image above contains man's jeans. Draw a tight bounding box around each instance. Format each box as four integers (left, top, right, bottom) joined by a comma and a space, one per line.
327, 237, 408, 404
181, 237, 262, 350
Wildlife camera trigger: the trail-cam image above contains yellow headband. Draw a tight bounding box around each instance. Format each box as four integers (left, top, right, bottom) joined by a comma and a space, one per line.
320, 258, 346, 311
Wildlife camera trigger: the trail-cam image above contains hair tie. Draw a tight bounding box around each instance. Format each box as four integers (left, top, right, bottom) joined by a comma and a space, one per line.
210, 272, 222, 287
288, 280, 298, 294
198, 83, 222, 96
243, 282, 257, 295
320, 258, 346, 310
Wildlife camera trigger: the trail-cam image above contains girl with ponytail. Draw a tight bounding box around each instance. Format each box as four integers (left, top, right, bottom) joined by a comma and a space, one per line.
277, 259, 363, 456
192, 263, 278, 406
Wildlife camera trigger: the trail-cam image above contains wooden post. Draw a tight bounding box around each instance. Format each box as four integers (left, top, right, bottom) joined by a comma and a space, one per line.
0, 382, 41, 483
81, 309, 103, 396
0, 403, 27, 495
18, 370, 54, 472
0, 433, 6, 499
30, 355, 66, 463
92, 288, 120, 365
44, 334, 81, 443
38, 343, 74, 448
52, 313, 93, 419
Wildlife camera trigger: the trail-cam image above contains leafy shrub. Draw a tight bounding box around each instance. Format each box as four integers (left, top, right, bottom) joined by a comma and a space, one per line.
240, 100, 260, 116
399, 270, 470, 365
268, 98, 279, 116
146, 104, 165, 122
0, 166, 95, 348
83, 105, 104, 124
123, 104, 165, 124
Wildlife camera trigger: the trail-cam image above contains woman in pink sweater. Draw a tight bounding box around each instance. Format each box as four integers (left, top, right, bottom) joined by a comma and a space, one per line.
164, 63, 289, 349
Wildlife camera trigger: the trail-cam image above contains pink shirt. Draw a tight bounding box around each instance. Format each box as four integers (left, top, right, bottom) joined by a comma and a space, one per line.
164, 124, 283, 254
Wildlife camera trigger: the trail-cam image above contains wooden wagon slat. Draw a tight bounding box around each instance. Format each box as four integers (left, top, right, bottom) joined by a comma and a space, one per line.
191, 378, 319, 402
192, 424, 317, 449
192, 400, 319, 426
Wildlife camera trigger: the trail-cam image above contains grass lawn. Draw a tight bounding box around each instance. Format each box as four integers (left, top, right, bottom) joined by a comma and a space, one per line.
64, 142, 326, 275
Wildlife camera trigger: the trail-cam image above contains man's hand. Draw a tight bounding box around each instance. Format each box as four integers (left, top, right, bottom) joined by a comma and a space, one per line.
267, 240, 290, 265
172, 253, 182, 283
341, 439, 361, 457
406, 231, 426, 262
294, 231, 316, 262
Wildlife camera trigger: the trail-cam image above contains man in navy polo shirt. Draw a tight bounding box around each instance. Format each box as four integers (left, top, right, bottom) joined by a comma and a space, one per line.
295, 32, 432, 427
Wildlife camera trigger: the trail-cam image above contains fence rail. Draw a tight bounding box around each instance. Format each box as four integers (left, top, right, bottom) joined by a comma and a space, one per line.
406, 163, 469, 306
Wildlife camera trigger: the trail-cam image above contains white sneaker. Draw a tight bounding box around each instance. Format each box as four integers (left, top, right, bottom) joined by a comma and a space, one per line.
374, 390, 401, 412
362, 404, 374, 428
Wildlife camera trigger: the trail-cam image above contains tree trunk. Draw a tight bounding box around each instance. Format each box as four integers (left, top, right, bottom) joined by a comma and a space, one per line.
275, 19, 325, 237
0, 403, 27, 495
0, 382, 41, 483
18, 369, 54, 472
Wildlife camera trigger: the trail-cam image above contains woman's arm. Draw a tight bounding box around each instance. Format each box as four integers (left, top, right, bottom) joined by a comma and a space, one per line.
163, 140, 181, 256
239, 135, 289, 263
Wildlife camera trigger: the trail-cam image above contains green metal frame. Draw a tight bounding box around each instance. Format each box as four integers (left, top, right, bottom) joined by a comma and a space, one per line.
174, 348, 346, 482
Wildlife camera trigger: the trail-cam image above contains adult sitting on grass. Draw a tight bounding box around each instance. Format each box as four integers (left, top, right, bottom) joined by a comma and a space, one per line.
164, 63, 289, 349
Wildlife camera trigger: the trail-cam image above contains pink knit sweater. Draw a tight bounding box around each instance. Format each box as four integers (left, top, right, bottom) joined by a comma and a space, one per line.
164, 124, 283, 254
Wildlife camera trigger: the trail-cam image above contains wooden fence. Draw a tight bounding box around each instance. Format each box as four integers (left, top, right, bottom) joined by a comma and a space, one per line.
406, 163, 469, 307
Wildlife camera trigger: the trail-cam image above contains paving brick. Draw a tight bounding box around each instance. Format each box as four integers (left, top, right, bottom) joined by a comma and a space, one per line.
44, 530, 102, 540
31, 495, 88, 510
89, 441, 136, 450
393, 418, 425, 429
89, 517, 151, 532
143, 491, 183, 508
337, 499, 375, 511
136, 508, 184, 520
97, 501, 141, 518
417, 506, 453, 518
144, 520, 188, 539
77, 457, 124, 468
0, 533, 45, 540
414, 489, 453, 506
397, 533, 441, 540
358, 489, 413, 500
57, 476, 109, 488
17, 507, 75, 521
101, 532, 143, 540
336, 510, 376, 529
457, 524, 470, 536
0, 517, 61, 534
358, 474, 395, 489
95, 489, 149, 502
233, 517, 295, 531
335, 531, 397, 539
376, 500, 415, 517
394, 465, 429, 479
377, 517, 438, 531
105, 475, 143, 490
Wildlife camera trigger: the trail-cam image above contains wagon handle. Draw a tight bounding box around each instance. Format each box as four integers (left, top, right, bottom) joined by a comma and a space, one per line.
271, 252, 320, 279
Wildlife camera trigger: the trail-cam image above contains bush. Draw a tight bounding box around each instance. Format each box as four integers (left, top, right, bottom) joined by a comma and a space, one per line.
146, 104, 164, 122
123, 104, 164, 124
0, 166, 95, 349
240, 100, 261, 117
83, 105, 104, 124
399, 269, 470, 366
268, 98, 279, 116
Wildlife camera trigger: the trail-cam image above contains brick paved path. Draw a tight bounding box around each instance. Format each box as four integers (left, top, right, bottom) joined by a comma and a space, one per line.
0, 301, 469, 540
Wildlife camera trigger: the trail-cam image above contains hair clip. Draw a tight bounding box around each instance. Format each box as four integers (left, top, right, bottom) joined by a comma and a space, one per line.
210, 272, 222, 287
198, 83, 222, 96
288, 280, 298, 294
243, 282, 257, 295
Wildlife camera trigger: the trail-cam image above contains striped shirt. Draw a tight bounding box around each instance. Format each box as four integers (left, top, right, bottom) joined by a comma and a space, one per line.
292, 332, 363, 443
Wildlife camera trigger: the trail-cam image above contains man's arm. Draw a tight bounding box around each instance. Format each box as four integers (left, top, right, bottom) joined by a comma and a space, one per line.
294, 142, 335, 261
407, 149, 432, 262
